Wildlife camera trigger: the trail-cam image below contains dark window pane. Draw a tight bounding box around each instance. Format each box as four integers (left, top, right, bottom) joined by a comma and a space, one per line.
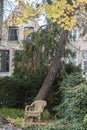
8, 26, 18, 41
0, 50, 9, 72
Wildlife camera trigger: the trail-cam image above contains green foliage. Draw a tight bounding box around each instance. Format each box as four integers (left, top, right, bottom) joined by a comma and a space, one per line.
46, 66, 81, 112
26, 73, 87, 130
58, 84, 87, 121
0, 74, 47, 108
65, 63, 81, 74
12, 24, 62, 107
0, 76, 34, 108
40, 120, 83, 130
47, 72, 87, 130
0, 24, 82, 110
0, 107, 24, 128
61, 72, 84, 88
0, 107, 24, 118
13, 24, 61, 76
12, 117, 24, 127
54, 73, 86, 121
0, 24, 61, 108
42, 110, 55, 120
83, 115, 87, 129
0, 76, 19, 108
83, 114, 87, 123
23, 119, 83, 130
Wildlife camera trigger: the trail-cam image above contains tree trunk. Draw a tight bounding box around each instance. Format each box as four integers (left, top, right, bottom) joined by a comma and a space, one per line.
35, 30, 69, 100
0, 0, 3, 41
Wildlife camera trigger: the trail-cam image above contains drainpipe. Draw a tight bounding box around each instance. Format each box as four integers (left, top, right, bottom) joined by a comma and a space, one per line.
0, 0, 3, 41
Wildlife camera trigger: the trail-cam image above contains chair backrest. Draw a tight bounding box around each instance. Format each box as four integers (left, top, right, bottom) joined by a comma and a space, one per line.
34, 100, 47, 112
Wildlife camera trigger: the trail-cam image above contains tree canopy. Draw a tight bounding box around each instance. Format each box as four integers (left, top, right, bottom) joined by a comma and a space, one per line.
6, 0, 87, 31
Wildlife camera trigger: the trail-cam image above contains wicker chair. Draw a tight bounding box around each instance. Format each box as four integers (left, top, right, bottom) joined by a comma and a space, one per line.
25, 100, 47, 121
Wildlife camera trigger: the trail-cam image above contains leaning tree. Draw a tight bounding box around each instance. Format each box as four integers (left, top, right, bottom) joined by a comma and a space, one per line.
1, 0, 87, 100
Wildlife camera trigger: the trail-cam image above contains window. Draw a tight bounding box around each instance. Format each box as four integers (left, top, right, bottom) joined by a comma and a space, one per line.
24, 27, 34, 40
83, 61, 87, 70
82, 50, 87, 59
0, 50, 9, 72
8, 26, 19, 41
68, 27, 78, 41
82, 50, 87, 70
72, 27, 78, 41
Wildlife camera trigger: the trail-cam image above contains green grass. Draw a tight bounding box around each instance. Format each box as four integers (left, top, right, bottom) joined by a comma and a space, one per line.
0, 107, 24, 118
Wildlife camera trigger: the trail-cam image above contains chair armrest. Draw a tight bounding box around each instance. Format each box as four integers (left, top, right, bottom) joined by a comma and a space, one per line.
30, 101, 35, 107
25, 105, 31, 111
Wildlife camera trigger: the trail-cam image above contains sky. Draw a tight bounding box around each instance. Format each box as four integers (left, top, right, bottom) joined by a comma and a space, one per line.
3, 0, 46, 26
3, 0, 17, 20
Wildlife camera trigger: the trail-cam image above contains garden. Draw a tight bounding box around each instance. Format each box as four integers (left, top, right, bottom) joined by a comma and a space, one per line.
0, 27, 87, 129
1, 0, 87, 129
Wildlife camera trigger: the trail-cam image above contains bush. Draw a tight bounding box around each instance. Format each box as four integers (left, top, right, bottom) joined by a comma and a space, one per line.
23, 73, 87, 130
42, 110, 55, 120
54, 73, 86, 121
0, 76, 33, 108
45, 72, 87, 130
0, 77, 19, 108
0, 68, 47, 108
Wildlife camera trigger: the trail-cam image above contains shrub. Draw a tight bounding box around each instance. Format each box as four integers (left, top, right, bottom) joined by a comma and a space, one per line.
0, 65, 47, 108
42, 110, 55, 120
22, 72, 87, 130
0, 76, 32, 108
0, 77, 19, 108
45, 72, 87, 130
54, 73, 86, 121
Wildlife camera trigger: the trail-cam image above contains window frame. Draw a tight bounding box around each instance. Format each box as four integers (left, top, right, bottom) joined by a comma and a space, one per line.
0, 50, 9, 72
24, 26, 34, 40
8, 26, 19, 41
72, 26, 78, 42
82, 50, 87, 70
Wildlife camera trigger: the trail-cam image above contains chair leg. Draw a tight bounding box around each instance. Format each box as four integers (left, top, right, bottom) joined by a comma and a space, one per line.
38, 114, 41, 123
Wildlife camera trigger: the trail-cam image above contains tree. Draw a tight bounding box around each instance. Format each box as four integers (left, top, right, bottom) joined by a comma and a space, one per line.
35, 29, 68, 100
10, 0, 87, 100
35, 0, 87, 100
2, 0, 87, 100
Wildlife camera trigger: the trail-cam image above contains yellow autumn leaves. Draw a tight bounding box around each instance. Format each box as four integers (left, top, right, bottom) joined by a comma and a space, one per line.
44, 0, 87, 30
24, 30, 32, 35
76, 0, 87, 3
6, 0, 36, 26
4, 0, 87, 31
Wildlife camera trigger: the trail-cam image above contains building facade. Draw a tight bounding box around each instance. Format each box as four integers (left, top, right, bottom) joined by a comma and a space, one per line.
0, 17, 87, 77
0, 19, 39, 77
67, 26, 87, 74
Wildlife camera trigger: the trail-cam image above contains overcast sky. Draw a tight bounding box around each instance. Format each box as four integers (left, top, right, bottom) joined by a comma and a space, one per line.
3, 0, 46, 25
3, 0, 17, 20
